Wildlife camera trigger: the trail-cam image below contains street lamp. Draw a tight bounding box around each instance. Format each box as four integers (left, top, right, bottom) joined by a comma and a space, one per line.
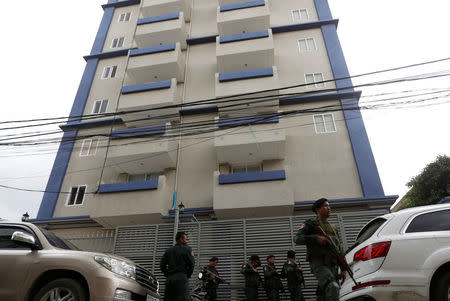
173, 202, 185, 243
21, 212, 29, 222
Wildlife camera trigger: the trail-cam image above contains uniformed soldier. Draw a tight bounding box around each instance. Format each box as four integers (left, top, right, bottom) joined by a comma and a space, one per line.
281, 250, 305, 301
202, 256, 225, 301
263, 255, 283, 301
240, 255, 261, 301
294, 198, 346, 301
160, 231, 195, 301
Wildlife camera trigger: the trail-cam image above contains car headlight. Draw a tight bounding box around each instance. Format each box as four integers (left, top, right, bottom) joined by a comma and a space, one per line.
94, 255, 136, 280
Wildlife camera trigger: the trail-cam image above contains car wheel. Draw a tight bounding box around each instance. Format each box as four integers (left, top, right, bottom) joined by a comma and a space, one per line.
434, 270, 450, 301
32, 278, 87, 301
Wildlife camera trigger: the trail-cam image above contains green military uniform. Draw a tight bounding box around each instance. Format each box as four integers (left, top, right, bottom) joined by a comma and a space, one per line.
295, 218, 343, 301
203, 264, 221, 301
263, 263, 283, 301
240, 263, 261, 301
160, 243, 195, 301
281, 259, 305, 301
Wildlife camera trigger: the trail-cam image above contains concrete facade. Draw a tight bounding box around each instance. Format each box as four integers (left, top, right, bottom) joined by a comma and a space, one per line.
36, 0, 395, 228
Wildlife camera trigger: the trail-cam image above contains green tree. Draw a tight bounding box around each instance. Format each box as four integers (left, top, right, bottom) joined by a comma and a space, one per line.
399, 155, 450, 210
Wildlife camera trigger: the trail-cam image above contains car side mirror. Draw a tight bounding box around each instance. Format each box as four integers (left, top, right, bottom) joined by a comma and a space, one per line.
198, 272, 203, 280
11, 231, 39, 250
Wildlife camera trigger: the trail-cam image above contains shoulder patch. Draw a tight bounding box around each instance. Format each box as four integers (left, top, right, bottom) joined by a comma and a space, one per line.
287, 260, 291, 264
191, 251, 195, 256
264, 266, 267, 271
242, 264, 246, 268
300, 223, 305, 229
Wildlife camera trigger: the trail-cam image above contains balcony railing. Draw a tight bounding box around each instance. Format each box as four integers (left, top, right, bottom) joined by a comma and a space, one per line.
216, 29, 274, 73
118, 78, 180, 127
141, 0, 191, 21
135, 12, 187, 49
127, 43, 185, 83
215, 116, 285, 163
213, 170, 294, 219
217, 0, 270, 36
215, 66, 279, 115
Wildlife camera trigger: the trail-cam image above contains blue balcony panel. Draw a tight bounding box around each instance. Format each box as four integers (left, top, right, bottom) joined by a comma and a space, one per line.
129, 44, 176, 57
137, 13, 180, 25
220, 0, 265, 12
219, 30, 269, 44
219, 67, 273, 82
219, 170, 286, 184
99, 179, 158, 193
121, 80, 172, 94
111, 125, 166, 140
218, 114, 278, 128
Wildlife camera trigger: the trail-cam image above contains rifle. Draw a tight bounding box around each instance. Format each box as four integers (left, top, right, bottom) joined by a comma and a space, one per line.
297, 261, 306, 288
316, 226, 360, 286
201, 267, 229, 285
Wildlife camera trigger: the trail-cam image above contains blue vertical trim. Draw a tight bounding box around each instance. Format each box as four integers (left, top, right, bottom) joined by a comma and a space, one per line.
315, 0, 384, 197
37, 6, 115, 219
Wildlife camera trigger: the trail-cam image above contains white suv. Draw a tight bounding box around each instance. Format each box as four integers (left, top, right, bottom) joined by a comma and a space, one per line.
340, 203, 450, 301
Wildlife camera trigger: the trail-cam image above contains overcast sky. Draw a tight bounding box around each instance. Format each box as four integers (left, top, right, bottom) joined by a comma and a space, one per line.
0, 0, 449, 221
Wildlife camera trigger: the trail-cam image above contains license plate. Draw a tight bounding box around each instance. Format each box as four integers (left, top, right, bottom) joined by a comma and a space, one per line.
146, 295, 159, 301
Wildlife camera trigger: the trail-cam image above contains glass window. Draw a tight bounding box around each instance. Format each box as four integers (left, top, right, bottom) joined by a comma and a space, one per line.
406, 209, 450, 233
0, 226, 36, 249
119, 12, 131, 22
102, 66, 117, 79
128, 173, 162, 182
298, 38, 317, 52
313, 114, 336, 134
67, 186, 86, 206
305, 73, 324, 88
80, 138, 99, 156
93, 99, 108, 114
346, 218, 387, 253
111, 37, 124, 48
292, 9, 308, 22
232, 164, 262, 173
38, 227, 79, 250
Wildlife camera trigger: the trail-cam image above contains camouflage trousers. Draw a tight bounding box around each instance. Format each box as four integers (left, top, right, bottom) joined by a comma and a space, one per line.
309, 260, 339, 301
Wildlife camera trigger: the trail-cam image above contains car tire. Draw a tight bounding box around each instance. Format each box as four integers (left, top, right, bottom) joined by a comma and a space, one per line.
434, 270, 450, 301
32, 278, 87, 301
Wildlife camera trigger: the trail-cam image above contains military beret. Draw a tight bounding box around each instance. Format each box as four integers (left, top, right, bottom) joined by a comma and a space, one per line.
266, 254, 275, 260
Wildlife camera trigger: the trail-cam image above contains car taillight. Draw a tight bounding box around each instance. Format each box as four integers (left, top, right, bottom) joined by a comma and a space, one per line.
353, 241, 391, 262
352, 280, 390, 291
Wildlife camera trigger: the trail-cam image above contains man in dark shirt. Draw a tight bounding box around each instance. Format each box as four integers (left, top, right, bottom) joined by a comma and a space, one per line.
281, 250, 305, 301
160, 231, 195, 301
240, 255, 261, 301
202, 256, 225, 301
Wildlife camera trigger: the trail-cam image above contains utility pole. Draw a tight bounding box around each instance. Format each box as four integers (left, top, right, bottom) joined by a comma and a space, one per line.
173, 202, 184, 243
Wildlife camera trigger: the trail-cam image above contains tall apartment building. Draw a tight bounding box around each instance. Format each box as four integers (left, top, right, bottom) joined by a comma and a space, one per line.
35, 0, 396, 229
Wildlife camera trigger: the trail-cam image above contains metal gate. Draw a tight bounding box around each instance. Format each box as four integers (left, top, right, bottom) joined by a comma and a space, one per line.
113, 210, 387, 300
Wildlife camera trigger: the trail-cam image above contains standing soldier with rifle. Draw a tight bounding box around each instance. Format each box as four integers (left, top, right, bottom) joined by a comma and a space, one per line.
281, 250, 305, 301
202, 256, 226, 301
263, 255, 284, 300
240, 255, 262, 301
295, 198, 346, 301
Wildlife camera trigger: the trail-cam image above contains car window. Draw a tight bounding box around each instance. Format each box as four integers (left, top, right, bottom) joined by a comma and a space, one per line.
346, 218, 387, 253
38, 227, 80, 250
405, 209, 450, 233
0, 226, 36, 249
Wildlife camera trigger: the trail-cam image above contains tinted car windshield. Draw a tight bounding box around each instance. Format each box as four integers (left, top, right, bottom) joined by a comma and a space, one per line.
346, 217, 387, 253
38, 227, 80, 250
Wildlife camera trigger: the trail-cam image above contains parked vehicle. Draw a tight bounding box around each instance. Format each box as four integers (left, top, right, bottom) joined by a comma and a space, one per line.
0, 221, 160, 301
340, 203, 450, 301
190, 269, 208, 301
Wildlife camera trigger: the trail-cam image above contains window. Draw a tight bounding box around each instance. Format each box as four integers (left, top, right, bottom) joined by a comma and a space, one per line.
292, 9, 308, 22
128, 173, 162, 182
298, 38, 317, 52
313, 114, 336, 133
67, 185, 86, 206
80, 138, 99, 156
39, 227, 79, 250
405, 209, 450, 233
232, 164, 262, 174
111, 37, 124, 48
305, 72, 324, 88
119, 12, 131, 22
0, 226, 37, 249
347, 218, 387, 253
92, 99, 108, 114
101, 66, 117, 79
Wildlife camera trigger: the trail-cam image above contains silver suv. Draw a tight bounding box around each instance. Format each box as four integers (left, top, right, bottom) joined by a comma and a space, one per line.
0, 221, 159, 301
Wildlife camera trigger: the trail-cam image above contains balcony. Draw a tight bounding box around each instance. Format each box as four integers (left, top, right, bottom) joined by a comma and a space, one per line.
127, 43, 185, 83
135, 12, 187, 49
213, 170, 294, 219
216, 29, 274, 73
141, 0, 191, 22
215, 117, 285, 164
215, 66, 279, 115
217, 0, 270, 36
107, 129, 177, 174
118, 78, 180, 127
90, 175, 172, 227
